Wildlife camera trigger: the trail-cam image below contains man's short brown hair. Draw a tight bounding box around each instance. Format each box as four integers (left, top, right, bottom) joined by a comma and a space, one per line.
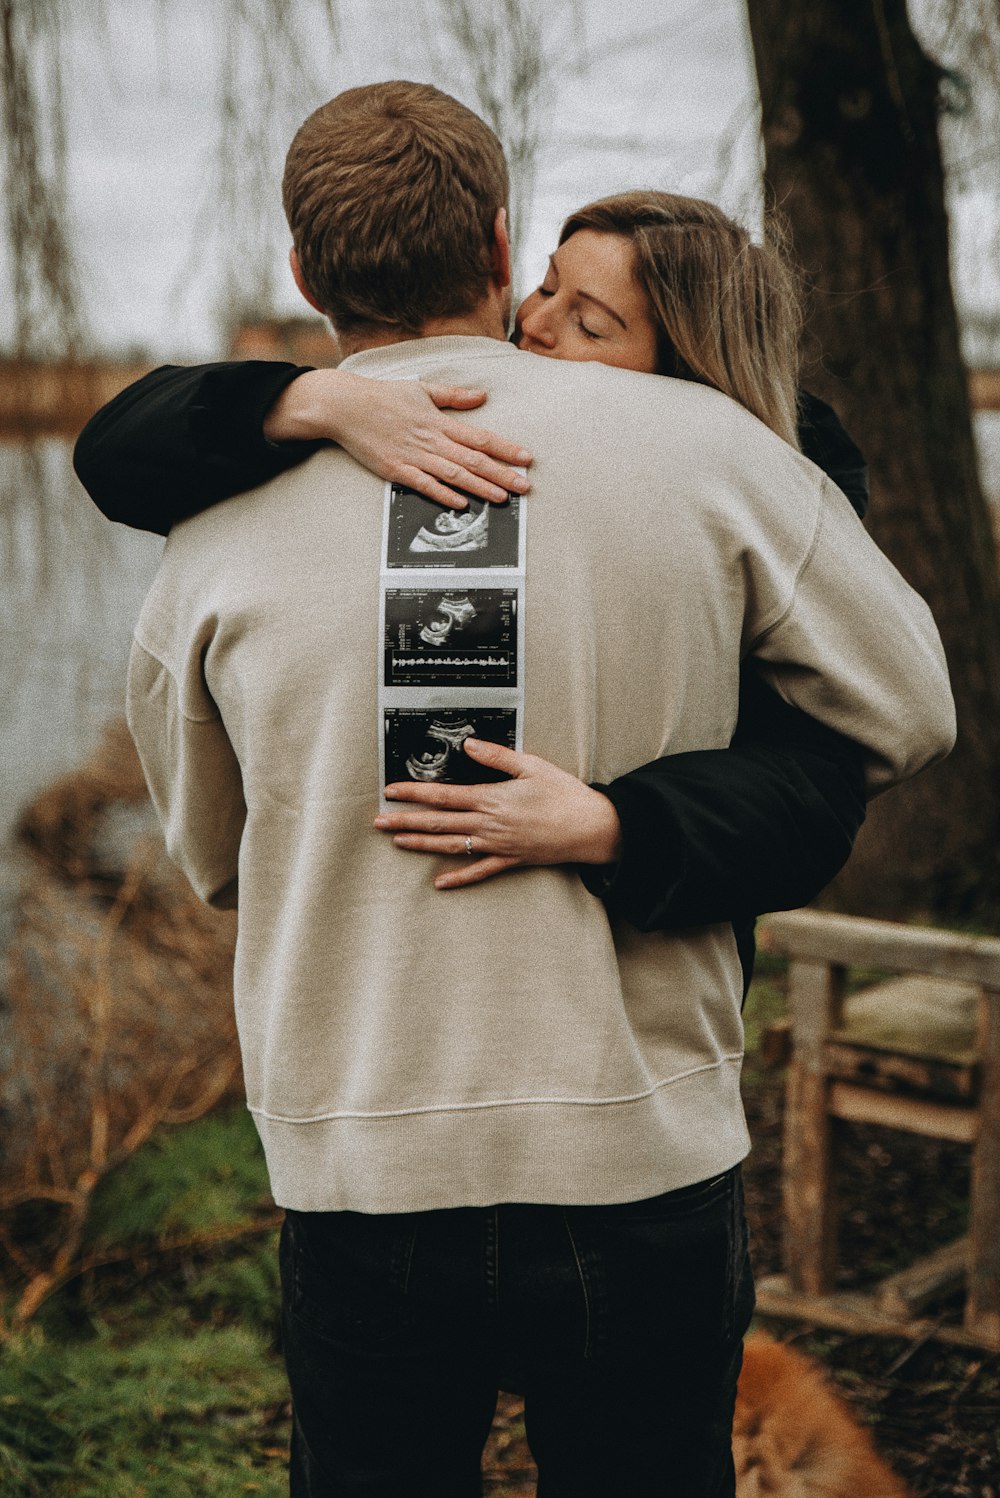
282, 81, 509, 337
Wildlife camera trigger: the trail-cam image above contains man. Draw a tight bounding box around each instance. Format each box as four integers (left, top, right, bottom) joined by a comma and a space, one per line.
124, 82, 955, 1496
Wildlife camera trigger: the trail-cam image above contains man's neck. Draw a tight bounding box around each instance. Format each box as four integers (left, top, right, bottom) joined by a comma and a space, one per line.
336, 300, 509, 359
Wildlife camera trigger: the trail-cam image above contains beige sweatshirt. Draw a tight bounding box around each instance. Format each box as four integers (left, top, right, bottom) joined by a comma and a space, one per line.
127, 336, 956, 1213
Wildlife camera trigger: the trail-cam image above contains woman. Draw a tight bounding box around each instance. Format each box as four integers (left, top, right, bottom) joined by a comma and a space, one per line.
372, 193, 865, 911
74, 190, 867, 975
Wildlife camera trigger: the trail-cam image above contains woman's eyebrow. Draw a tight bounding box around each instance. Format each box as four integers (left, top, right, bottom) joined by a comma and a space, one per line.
577, 290, 627, 329
547, 253, 628, 329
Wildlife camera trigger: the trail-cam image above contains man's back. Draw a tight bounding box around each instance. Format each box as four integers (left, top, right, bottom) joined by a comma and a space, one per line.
128, 335, 952, 1214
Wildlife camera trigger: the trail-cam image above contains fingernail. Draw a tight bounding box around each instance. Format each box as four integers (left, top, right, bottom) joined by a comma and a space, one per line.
384, 787, 399, 799
373, 815, 388, 827
463, 738, 480, 750
516, 450, 532, 463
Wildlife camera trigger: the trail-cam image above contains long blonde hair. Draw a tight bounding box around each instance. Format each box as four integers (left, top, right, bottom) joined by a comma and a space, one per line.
560, 192, 802, 447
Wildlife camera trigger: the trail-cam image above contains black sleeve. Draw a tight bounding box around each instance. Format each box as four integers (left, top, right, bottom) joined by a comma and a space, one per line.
579, 667, 866, 933
579, 390, 869, 938
72, 361, 322, 535
796, 389, 869, 520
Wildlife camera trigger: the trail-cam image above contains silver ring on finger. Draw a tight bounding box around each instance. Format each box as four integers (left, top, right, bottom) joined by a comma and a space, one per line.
464, 834, 474, 856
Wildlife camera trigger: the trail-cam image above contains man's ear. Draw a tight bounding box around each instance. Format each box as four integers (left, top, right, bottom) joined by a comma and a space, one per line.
489, 207, 513, 291
289, 246, 325, 314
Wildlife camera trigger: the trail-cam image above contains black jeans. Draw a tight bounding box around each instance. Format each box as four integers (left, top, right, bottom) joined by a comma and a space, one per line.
279, 1165, 754, 1497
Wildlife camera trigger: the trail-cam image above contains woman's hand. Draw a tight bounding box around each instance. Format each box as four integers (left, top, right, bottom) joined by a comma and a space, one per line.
373, 738, 623, 890
263, 368, 532, 509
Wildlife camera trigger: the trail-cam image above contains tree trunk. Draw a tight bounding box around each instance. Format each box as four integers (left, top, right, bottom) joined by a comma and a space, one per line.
747, 0, 1000, 919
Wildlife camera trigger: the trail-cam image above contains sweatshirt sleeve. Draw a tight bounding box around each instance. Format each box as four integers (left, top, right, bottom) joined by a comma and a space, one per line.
126, 637, 246, 908
750, 477, 956, 793
73, 361, 320, 535
575, 396, 871, 935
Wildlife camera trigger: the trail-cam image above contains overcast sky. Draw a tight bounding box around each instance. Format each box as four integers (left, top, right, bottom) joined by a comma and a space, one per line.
52, 0, 758, 356
6, 0, 1000, 359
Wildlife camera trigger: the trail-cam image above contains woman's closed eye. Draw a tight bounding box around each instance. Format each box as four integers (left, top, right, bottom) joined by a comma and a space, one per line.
535, 283, 601, 339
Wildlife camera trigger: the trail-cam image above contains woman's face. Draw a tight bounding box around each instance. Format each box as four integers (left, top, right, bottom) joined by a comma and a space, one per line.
515, 229, 658, 374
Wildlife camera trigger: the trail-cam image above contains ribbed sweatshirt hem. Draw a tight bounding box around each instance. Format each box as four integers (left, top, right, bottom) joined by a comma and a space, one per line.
251, 1054, 749, 1213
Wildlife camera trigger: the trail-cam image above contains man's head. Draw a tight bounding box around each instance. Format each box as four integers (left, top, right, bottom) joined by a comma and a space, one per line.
282, 81, 511, 347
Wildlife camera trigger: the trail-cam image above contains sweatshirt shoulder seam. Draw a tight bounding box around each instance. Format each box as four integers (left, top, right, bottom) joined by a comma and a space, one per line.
130, 633, 221, 726
745, 472, 829, 651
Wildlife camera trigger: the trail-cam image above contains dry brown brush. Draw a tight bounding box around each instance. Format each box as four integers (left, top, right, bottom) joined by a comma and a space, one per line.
1, 722, 242, 1332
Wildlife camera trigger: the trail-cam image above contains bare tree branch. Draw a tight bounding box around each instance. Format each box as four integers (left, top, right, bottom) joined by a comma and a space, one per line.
169, 0, 340, 335
0, 0, 85, 358
428, 0, 553, 287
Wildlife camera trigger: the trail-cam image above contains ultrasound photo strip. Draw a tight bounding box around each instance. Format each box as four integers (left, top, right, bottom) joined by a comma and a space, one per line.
383, 586, 518, 688
383, 483, 524, 571
383, 708, 518, 787
377, 478, 527, 803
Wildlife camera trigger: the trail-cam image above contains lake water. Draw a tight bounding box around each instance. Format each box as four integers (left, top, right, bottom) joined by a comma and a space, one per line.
1, 442, 163, 936
2, 416, 999, 941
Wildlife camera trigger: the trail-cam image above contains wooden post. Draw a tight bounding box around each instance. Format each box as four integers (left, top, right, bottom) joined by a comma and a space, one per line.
783, 958, 843, 1295
968, 988, 1000, 1347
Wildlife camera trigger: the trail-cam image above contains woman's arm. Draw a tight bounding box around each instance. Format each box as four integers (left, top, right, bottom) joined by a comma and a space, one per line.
73, 361, 532, 533
74, 362, 319, 534
376, 707, 863, 999
376, 678, 866, 925
74, 363, 865, 529
797, 389, 869, 519
580, 668, 866, 930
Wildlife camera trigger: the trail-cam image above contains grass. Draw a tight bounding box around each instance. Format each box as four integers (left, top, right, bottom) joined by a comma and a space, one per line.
0, 1320, 289, 1496
84, 1108, 274, 1249
0, 1107, 290, 1497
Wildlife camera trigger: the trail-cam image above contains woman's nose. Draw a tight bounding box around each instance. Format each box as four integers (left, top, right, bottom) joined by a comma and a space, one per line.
520, 298, 556, 349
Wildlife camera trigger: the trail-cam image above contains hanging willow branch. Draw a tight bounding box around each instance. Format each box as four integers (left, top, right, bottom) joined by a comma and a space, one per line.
0, 0, 341, 365
173, 0, 341, 337
0, 0, 84, 359
907, 0, 1000, 362
430, 0, 550, 285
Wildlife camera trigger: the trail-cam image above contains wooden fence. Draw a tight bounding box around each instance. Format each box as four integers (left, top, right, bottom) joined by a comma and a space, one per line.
1, 354, 998, 445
